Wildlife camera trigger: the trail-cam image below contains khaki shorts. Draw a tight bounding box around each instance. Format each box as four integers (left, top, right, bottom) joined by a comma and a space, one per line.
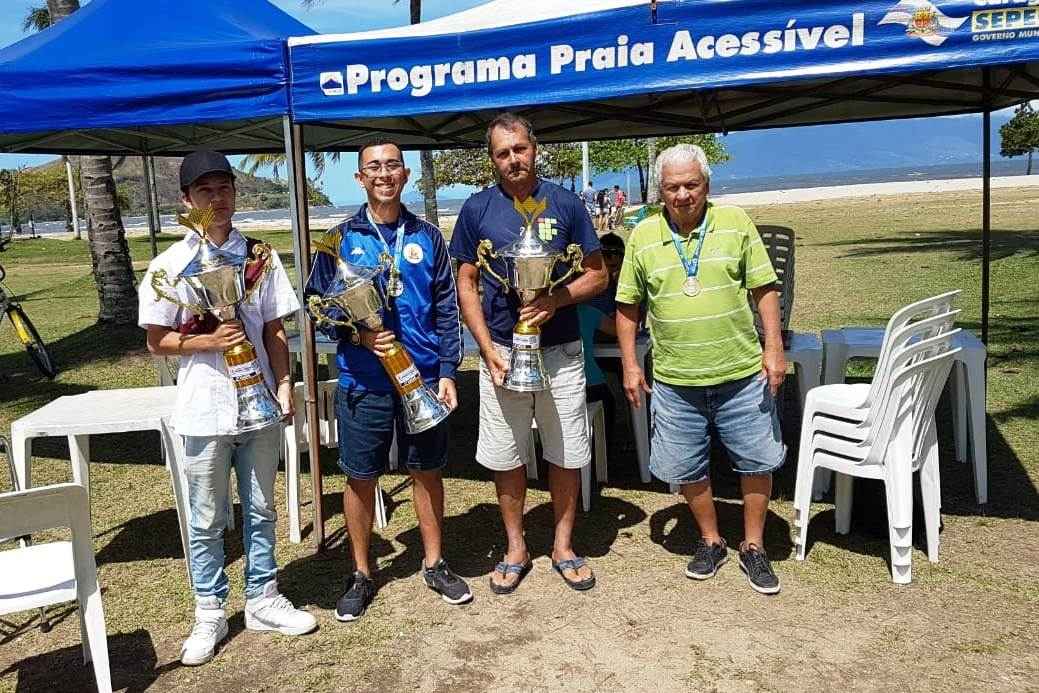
477, 340, 591, 472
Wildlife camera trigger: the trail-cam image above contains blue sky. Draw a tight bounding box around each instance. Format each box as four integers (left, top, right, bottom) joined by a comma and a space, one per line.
0, 1, 1023, 206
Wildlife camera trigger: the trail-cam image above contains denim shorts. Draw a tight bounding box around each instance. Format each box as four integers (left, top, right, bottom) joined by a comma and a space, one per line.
649, 373, 786, 484
335, 386, 449, 480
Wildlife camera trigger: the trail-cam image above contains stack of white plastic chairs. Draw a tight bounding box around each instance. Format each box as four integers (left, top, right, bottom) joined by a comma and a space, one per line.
792, 291, 961, 584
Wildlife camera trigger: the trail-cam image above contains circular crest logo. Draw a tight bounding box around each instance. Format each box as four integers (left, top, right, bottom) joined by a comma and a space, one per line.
404, 242, 424, 264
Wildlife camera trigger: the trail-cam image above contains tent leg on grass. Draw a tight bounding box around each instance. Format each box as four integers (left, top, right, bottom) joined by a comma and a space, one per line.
283, 115, 325, 552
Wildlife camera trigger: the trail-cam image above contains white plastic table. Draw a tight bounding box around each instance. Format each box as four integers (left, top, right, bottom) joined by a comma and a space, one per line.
821, 327, 988, 503
10, 386, 178, 496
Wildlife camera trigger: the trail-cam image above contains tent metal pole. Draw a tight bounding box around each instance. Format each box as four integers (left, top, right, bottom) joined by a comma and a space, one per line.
283, 115, 325, 552
142, 156, 158, 258
581, 142, 589, 190
981, 73, 992, 346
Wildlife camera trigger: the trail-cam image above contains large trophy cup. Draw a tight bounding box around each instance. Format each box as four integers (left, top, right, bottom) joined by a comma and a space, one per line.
150, 206, 283, 432
475, 197, 584, 392
306, 230, 451, 434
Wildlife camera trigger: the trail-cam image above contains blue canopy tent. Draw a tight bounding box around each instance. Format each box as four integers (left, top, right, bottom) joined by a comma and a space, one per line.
281, 0, 1038, 539
286, 0, 1039, 343
0, 0, 313, 154
0, 0, 337, 549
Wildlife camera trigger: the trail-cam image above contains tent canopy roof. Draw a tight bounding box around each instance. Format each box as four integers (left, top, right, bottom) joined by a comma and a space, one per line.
288, 0, 1039, 150
0, 0, 313, 155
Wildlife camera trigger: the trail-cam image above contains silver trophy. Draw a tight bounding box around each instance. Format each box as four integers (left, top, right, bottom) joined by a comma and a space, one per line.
475, 197, 584, 392
151, 207, 283, 433
307, 232, 451, 435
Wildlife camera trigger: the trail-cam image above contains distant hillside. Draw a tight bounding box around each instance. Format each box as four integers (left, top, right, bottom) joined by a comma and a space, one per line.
26, 156, 330, 221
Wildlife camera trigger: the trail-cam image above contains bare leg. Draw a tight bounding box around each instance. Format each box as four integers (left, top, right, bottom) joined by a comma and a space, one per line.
741, 473, 772, 549
491, 466, 529, 589
410, 470, 444, 568
344, 479, 376, 577
548, 465, 592, 581
681, 478, 723, 545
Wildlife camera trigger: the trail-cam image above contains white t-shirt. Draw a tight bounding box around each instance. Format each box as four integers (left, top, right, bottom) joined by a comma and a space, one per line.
138, 229, 300, 437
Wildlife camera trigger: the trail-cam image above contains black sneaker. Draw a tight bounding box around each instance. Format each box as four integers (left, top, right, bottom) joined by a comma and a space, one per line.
335, 571, 375, 622
686, 538, 728, 580
738, 543, 781, 595
422, 559, 473, 605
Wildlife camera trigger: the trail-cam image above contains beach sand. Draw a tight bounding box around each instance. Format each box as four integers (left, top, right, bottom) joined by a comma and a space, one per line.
30, 174, 1039, 240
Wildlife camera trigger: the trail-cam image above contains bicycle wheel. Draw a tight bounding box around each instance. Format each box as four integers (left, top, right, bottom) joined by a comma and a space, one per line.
7, 305, 57, 379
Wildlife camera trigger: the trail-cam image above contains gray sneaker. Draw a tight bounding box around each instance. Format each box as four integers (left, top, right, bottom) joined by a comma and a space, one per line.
422, 559, 473, 605
686, 538, 728, 580
738, 543, 781, 595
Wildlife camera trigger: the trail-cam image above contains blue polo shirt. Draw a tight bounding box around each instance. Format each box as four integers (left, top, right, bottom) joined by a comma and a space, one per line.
304, 204, 461, 394
449, 180, 601, 348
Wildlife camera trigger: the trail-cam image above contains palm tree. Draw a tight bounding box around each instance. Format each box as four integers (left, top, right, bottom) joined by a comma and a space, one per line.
28, 1, 138, 323
241, 151, 339, 180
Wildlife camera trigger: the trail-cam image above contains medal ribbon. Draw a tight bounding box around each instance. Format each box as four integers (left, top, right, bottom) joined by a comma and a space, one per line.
365, 207, 407, 300
667, 209, 709, 283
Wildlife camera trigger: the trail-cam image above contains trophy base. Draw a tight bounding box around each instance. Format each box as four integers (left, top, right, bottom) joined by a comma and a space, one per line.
504, 348, 551, 392
234, 381, 285, 433
400, 384, 452, 434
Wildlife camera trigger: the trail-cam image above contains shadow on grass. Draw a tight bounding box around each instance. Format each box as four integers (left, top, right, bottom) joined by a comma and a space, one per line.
820, 228, 1039, 261
0, 628, 178, 693
649, 499, 794, 560
281, 494, 646, 611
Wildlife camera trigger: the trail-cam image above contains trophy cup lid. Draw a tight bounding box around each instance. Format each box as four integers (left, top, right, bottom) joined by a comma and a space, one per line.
329, 256, 383, 295
183, 241, 246, 277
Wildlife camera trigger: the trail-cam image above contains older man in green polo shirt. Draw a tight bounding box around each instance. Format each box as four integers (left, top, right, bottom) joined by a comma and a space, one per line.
616, 143, 786, 595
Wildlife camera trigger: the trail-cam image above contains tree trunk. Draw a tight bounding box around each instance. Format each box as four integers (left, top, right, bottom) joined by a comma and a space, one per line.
82, 156, 138, 324
409, 0, 421, 24
1028, 150, 1033, 176
645, 138, 660, 204
49, 0, 136, 322
636, 163, 646, 203
420, 150, 439, 228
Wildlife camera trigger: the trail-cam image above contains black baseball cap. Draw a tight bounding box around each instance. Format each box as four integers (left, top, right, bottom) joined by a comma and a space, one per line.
179, 150, 235, 190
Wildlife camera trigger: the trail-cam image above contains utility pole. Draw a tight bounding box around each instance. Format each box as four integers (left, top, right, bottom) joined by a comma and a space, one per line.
581, 141, 590, 190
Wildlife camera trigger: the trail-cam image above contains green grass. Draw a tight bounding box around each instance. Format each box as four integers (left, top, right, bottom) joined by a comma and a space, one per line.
1, 188, 1037, 691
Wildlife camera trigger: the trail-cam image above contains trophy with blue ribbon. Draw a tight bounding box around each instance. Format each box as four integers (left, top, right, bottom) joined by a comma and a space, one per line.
306, 229, 451, 434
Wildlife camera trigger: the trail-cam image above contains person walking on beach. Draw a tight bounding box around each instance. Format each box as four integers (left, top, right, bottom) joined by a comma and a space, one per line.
615, 143, 787, 595
139, 150, 317, 666
305, 139, 471, 621
450, 112, 607, 594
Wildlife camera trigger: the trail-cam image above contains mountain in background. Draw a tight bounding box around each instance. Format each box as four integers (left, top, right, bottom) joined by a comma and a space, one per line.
27, 157, 330, 221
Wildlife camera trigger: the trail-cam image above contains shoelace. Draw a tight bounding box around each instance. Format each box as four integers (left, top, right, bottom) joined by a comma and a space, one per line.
693, 540, 717, 563
744, 548, 772, 574
189, 617, 223, 641
263, 593, 295, 613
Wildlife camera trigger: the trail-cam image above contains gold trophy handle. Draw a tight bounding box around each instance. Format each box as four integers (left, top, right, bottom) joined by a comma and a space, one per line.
307, 294, 355, 329
241, 242, 273, 305
150, 269, 207, 317
475, 239, 510, 290
548, 244, 585, 295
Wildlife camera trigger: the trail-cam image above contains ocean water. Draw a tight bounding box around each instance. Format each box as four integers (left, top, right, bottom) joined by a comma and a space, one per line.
14, 160, 1031, 237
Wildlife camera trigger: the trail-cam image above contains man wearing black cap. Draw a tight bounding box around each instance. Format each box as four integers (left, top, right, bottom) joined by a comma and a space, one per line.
139, 151, 317, 666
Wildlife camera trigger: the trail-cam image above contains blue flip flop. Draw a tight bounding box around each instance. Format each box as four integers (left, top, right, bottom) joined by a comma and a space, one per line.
489, 560, 532, 595
552, 557, 596, 591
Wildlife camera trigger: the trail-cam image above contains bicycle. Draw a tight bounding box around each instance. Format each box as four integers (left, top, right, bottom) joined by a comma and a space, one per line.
0, 231, 57, 379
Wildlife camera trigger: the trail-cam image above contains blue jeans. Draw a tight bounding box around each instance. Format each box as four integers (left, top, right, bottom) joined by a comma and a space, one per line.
182, 424, 282, 600
650, 374, 786, 484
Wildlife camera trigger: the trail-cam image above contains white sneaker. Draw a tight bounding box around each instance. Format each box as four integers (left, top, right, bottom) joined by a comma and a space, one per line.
245, 581, 317, 636
180, 596, 228, 666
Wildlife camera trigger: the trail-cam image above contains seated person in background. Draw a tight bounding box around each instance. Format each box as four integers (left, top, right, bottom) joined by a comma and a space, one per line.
578, 232, 626, 433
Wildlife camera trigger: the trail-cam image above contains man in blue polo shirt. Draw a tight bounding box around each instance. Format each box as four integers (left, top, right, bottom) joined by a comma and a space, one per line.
306, 139, 471, 621
450, 113, 608, 594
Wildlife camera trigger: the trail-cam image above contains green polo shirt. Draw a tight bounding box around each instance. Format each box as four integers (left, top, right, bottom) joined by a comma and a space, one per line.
615, 203, 777, 387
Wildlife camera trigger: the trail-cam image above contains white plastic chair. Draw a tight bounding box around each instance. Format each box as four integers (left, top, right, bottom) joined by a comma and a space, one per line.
526, 401, 605, 512
286, 381, 387, 539
812, 291, 961, 497
0, 483, 112, 693
793, 332, 960, 584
